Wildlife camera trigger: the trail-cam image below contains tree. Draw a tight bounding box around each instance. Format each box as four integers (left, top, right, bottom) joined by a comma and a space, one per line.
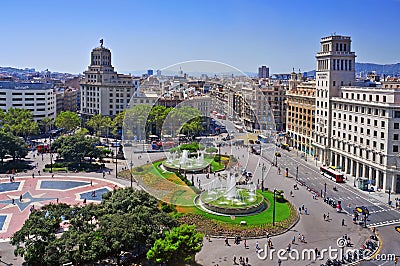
0, 131, 28, 163
148, 106, 172, 136
86, 114, 112, 137
51, 134, 104, 163
147, 224, 203, 264
164, 106, 203, 137
1, 108, 39, 138
38, 117, 54, 134
55, 111, 80, 132
123, 105, 152, 141
11, 204, 72, 265
11, 188, 177, 266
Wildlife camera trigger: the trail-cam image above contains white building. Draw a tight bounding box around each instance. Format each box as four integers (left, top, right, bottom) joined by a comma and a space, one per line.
313, 35, 356, 164
0, 81, 56, 122
331, 85, 400, 193
80, 40, 139, 117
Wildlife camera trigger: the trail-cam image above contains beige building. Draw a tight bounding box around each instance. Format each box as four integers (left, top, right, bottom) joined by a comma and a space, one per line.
286, 72, 316, 156
80, 40, 139, 117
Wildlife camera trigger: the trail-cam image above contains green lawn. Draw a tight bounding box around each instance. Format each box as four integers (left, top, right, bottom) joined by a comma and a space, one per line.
193, 190, 291, 225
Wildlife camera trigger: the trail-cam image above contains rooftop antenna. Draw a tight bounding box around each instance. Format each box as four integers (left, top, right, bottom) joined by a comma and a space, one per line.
100, 39, 104, 47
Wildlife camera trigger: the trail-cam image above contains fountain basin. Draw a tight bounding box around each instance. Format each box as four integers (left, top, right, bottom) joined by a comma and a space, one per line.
199, 189, 266, 215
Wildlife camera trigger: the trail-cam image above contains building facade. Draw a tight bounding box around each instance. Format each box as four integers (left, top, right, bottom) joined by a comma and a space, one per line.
331, 85, 400, 193
80, 40, 139, 117
286, 72, 316, 156
258, 66, 270, 79
313, 35, 356, 164
0, 81, 56, 121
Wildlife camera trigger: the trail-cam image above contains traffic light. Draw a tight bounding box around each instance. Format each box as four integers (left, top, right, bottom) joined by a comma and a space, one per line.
285, 168, 289, 177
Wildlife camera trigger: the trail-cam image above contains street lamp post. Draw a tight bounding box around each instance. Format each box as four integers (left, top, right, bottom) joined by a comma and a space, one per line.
49, 133, 53, 173
388, 186, 392, 205
130, 160, 133, 188
324, 183, 327, 199
261, 164, 266, 191
273, 188, 277, 226
115, 143, 118, 179
296, 165, 299, 181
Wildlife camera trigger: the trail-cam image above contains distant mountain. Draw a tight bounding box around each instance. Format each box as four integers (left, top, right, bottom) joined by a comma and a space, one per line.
306, 63, 400, 78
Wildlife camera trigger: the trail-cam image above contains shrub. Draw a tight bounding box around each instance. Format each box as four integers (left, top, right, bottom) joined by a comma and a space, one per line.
136, 166, 144, 172
160, 202, 177, 213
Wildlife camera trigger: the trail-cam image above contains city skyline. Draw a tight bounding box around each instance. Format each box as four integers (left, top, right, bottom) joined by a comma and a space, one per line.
1, 0, 399, 74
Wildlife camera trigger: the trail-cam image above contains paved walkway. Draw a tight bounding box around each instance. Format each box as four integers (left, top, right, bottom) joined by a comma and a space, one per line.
195, 143, 373, 265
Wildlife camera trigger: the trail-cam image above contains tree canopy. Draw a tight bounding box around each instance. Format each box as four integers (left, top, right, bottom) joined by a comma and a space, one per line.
0, 131, 28, 163
147, 224, 204, 264
11, 189, 180, 266
55, 111, 80, 132
0, 108, 39, 138
85, 114, 112, 137
51, 134, 105, 163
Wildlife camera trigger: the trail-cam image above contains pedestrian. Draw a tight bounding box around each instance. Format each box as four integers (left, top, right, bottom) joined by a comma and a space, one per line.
225, 237, 229, 246
292, 235, 296, 244
301, 204, 305, 211
298, 233, 301, 242
233, 255, 237, 265
278, 258, 282, 266
315, 248, 319, 258
245, 257, 248, 265
290, 191, 293, 197
103, 172, 105, 178
83, 198, 86, 204
19, 194, 22, 202
298, 207, 301, 214
301, 234, 305, 243
304, 208, 308, 215
287, 243, 291, 251
12, 198, 15, 204
56, 198, 59, 203
51, 174, 54, 178
32, 173, 35, 178
38, 170, 41, 175
327, 212, 330, 221
244, 239, 247, 248
323, 213, 326, 221
342, 218, 345, 226
256, 241, 259, 252
90, 180, 93, 186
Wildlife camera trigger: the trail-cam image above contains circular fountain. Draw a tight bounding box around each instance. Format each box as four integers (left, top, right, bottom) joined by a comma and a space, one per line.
162, 149, 210, 173
198, 172, 266, 215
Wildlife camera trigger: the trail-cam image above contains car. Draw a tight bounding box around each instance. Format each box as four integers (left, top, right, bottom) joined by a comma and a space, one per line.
222, 135, 233, 141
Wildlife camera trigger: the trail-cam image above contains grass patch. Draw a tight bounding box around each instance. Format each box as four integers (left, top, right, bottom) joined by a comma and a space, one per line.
193, 190, 290, 225
44, 167, 68, 172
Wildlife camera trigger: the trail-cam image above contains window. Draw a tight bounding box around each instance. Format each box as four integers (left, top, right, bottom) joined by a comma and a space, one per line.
333, 81, 336, 86
395, 123, 400, 129
381, 121, 385, 128
380, 143, 384, 150
374, 131, 377, 137
374, 120, 378, 127
373, 141, 377, 148
394, 134, 399, 140
395, 111, 400, 118
361, 117, 364, 124
394, 145, 399, 152
381, 132, 385, 139
383, 96, 386, 102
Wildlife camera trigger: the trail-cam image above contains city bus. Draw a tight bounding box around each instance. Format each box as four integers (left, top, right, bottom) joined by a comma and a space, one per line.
320, 166, 345, 183
257, 134, 269, 143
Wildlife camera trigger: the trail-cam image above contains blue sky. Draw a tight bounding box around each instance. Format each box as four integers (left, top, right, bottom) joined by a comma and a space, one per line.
0, 0, 399, 74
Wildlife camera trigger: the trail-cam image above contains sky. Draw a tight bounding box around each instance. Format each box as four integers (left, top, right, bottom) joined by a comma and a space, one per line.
0, 0, 399, 74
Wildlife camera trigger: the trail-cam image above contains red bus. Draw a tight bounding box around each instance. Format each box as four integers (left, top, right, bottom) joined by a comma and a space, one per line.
320, 166, 344, 183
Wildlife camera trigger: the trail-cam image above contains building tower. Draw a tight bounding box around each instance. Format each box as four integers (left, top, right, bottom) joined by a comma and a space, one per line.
80, 40, 138, 117
313, 35, 356, 164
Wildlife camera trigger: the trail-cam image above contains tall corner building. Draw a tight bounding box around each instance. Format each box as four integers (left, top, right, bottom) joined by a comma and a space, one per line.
313, 35, 356, 164
80, 40, 139, 118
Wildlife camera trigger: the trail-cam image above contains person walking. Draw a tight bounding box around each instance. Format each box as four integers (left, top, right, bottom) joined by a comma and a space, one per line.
233, 255, 237, 265
327, 212, 330, 221
342, 218, 345, 226
278, 258, 282, 266
32, 173, 35, 178
323, 213, 326, 221
244, 239, 247, 248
